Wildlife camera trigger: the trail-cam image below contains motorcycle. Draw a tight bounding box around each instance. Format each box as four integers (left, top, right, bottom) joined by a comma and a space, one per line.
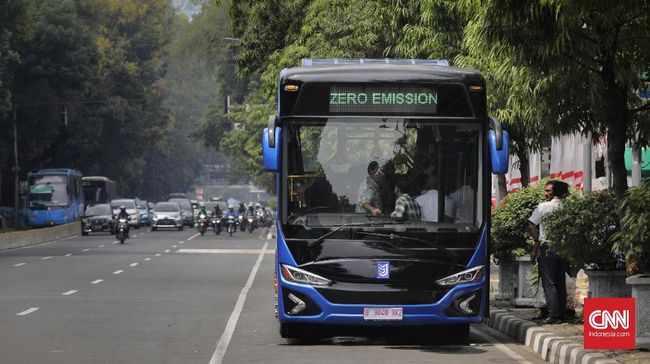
196, 213, 208, 236
246, 214, 256, 234
238, 215, 246, 232
225, 215, 237, 237
116, 217, 129, 244
211, 215, 221, 235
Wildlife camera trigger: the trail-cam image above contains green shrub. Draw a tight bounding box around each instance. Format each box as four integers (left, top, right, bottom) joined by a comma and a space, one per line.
544, 191, 620, 270
491, 181, 547, 262
612, 181, 650, 273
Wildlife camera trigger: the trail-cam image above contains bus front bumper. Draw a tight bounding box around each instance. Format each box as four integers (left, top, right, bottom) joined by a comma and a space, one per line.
277, 278, 486, 326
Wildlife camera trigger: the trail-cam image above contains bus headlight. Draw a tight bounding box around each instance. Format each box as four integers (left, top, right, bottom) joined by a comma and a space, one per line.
281, 264, 331, 286
436, 265, 484, 286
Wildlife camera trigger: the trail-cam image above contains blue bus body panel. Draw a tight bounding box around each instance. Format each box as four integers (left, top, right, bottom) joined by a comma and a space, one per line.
30, 207, 74, 227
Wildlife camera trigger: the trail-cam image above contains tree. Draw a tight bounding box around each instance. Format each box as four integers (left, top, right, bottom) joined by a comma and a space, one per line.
459, 0, 650, 196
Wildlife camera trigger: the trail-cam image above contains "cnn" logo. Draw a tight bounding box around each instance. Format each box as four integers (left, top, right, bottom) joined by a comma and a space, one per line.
588, 309, 629, 329
584, 298, 635, 350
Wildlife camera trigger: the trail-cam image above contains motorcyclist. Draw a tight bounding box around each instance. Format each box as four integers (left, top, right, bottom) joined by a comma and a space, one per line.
224, 205, 237, 219
211, 204, 221, 218
238, 202, 246, 215
117, 206, 130, 237
197, 203, 208, 219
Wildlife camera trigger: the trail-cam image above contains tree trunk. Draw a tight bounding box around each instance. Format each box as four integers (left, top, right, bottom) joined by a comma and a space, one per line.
516, 148, 530, 188
601, 67, 629, 197
497, 174, 507, 203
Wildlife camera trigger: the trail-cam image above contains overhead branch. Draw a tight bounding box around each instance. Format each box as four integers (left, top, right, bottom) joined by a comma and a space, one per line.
631, 103, 650, 114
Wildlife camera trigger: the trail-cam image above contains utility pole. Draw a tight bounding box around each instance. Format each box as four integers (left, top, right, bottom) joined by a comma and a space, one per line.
13, 107, 20, 228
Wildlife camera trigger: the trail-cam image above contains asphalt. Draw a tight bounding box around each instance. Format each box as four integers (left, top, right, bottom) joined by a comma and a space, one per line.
0, 226, 546, 363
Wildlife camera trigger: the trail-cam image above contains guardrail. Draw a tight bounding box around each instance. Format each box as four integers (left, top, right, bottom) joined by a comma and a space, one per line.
0, 222, 81, 251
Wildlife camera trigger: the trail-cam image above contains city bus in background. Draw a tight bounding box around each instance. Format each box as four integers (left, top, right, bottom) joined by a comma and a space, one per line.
82, 176, 116, 206
27, 168, 84, 227
262, 59, 509, 339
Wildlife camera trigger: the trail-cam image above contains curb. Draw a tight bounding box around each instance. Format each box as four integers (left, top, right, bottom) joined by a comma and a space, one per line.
489, 307, 619, 364
0, 222, 81, 251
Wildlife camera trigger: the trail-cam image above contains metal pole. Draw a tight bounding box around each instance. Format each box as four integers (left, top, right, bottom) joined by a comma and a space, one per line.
583, 132, 592, 192
13, 108, 20, 228
632, 146, 642, 187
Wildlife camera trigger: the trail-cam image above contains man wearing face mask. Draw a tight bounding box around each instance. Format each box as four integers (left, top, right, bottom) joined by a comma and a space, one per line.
356, 161, 383, 215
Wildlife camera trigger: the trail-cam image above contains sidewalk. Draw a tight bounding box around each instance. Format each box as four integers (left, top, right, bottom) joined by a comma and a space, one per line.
489, 300, 650, 363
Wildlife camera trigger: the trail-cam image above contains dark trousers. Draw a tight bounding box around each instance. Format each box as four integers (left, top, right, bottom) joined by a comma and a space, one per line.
538, 244, 567, 318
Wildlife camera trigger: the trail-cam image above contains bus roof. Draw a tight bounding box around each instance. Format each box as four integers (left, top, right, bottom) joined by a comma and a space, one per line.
82, 176, 114, 182
28, 168, 82, 176
281, 64, 484, 85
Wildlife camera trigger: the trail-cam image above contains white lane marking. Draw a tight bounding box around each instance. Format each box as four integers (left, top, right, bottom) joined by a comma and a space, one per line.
144, 258, 151, 261
61, 290, 78, 296
112, 241, 119, 245
42, 256, 52, 260
133, 235, 137, 238
472, 327, 534, 364
17, 307, 39, 316
13, 263, 26, 267
130, 262, 139, 267
82, 249, 90, 252
155, 253, 161, 257
208, 242, 268, 364
91, 279, 103, 285
177, 248, 275, 255
179, 241, 184, 244
164, 249, 170, 253
99, 245, 105, 248
65, 253, 72, 257
188, 233, 200, 241
113, 270, 123, 275
172, 245, 178, 248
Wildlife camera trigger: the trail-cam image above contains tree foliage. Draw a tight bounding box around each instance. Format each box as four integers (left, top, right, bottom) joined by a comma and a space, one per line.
0, 0, 220, 204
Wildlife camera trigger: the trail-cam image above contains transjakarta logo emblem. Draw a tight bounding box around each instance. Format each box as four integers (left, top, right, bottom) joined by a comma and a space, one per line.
376, 261, 390, 279
584, 298, 635, 349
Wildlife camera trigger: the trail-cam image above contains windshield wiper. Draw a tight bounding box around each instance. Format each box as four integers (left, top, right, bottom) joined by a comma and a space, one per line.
355, 232, 458, 257
308, 222, 390, 249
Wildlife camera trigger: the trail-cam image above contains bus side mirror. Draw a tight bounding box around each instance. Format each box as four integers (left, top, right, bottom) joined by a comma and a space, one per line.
262, 123, 281, 172
488, 129, 509, 174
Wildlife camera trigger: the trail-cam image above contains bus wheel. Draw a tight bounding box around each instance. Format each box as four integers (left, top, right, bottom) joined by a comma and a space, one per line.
279, 323, 302, 339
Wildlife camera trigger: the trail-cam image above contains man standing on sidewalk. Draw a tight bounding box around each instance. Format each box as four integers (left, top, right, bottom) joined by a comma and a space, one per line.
528, 180, 569, 324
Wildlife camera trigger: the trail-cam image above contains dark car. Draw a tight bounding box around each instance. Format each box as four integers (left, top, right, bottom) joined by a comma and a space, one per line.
82, 204, 116, 235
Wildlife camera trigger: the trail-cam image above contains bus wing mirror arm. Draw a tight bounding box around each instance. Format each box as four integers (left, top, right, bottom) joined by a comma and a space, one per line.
489, 117, 502, 150
268, 115, 278, 148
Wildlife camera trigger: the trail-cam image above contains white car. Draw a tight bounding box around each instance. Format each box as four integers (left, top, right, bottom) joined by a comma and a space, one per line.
151, 202, 184, 231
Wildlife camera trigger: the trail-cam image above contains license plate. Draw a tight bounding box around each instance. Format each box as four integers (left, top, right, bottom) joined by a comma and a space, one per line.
92, 224, 102, 230
363, 307, 403, 321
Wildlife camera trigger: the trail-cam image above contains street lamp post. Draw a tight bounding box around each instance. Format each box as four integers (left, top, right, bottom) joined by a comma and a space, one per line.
13, 107, 20, 228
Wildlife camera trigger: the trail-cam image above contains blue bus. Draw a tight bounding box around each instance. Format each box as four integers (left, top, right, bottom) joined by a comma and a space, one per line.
262, 59, 509, 339
27, 169, 84, 227
82, 176, 116, 206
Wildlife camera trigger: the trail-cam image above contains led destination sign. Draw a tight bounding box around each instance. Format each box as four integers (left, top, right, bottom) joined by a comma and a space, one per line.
329, 85, 438, 114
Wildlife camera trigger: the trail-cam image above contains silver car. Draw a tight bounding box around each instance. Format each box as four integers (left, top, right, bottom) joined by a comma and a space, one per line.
151, 202, 184, 231
110, 199, 140, 229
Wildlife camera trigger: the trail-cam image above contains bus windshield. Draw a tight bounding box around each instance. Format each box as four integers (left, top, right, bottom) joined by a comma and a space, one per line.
282, 118, 482, 232
28, 175, 69, 208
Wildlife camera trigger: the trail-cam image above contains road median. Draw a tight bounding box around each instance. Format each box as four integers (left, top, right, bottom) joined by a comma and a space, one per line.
0, 222, 81, 251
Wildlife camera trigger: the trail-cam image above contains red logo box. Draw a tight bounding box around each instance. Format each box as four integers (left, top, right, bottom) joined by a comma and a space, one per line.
584, 298, 635, 349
